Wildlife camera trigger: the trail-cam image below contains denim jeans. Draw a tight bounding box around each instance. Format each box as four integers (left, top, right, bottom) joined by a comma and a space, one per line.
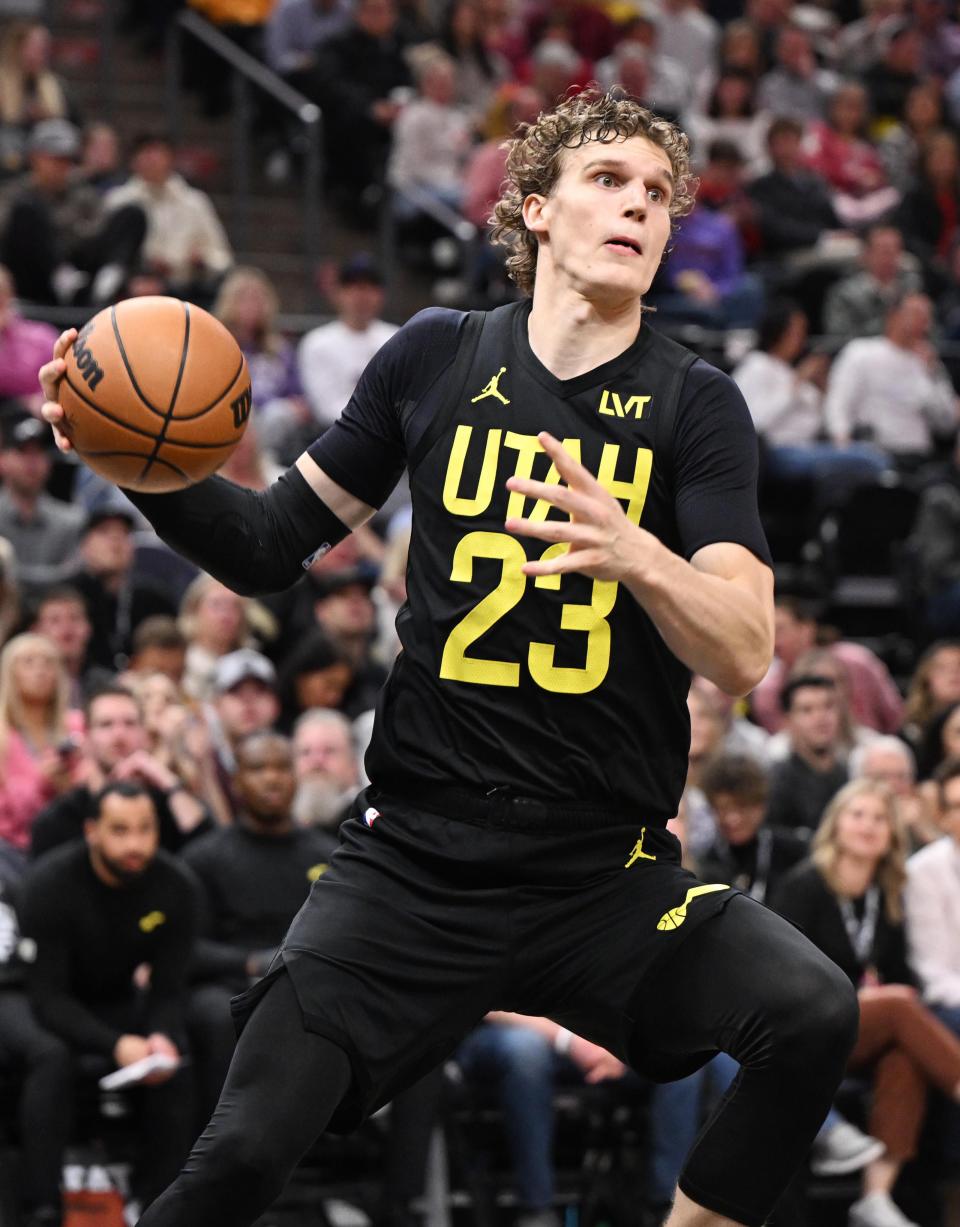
930, 1003, 960, 1165
456, 1023, 557, 1210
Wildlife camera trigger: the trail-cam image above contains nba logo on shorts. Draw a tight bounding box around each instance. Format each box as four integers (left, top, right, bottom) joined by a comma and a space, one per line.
363, 807, 380, 827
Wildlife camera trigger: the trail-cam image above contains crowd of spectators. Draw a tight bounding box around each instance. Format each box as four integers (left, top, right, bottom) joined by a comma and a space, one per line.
7, 1, 960, 1227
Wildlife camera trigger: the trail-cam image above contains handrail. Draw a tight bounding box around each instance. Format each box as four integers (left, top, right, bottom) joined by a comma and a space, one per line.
380, 183, 477, 302
164, 10, 324, 294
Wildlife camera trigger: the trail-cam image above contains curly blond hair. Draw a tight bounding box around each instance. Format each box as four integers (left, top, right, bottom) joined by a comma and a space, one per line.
489, 89, 696, 296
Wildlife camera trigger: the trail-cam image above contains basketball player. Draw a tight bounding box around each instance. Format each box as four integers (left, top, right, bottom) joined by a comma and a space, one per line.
41, 93, 857, 1227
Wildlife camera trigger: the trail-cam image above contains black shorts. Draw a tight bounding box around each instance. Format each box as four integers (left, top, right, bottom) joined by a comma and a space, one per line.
232, 787, 737, 1132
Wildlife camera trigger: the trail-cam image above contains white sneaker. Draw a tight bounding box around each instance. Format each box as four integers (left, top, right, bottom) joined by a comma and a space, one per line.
849, 1192, 920, 1227
811, 1121, 886, 1176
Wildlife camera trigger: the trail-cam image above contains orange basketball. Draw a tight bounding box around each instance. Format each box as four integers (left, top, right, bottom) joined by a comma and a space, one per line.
59, 296, 251, 493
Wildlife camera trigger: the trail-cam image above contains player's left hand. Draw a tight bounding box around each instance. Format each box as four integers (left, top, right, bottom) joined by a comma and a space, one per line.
504, 431, 653, 583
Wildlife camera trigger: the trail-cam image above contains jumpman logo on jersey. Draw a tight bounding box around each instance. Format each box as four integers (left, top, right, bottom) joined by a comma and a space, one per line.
471, 367, 510, 405
657, 884, 728, 931
624, 828, 657, 867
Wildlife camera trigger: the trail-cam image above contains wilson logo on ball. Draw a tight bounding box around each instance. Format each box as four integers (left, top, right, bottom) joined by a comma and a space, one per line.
73, 323, 105, 392
230, 386, 252, 429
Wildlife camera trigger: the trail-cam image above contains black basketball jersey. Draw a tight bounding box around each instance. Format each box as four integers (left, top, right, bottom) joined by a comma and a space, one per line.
309, 300, 770, 825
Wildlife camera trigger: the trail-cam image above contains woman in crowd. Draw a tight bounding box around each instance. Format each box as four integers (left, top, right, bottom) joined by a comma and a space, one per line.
915, 702, 960, 824
0, 633, 82, 853
804, 80, 899, 226
896, 129, 960, 291
773, 779, 960, 1227
178, 574, 274, 702
439, 0, 510, 112
902, 640, 960, 754
686, 67, 771, 174
276, 630, 354, 734
881, 80, 945, 195
0, 21, 72, 176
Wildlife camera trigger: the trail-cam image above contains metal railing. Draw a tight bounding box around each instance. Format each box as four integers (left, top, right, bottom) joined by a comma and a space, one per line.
164, 9, 324, 293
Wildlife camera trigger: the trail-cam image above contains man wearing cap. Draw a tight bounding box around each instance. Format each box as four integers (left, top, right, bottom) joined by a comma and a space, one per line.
0, 118, 145, 306
202, 650, 282, 820
0, 405, 83, 595
297, 255, 398, 431
69, 506, 176, 673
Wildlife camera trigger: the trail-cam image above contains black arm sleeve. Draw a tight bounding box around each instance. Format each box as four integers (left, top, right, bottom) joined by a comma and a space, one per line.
124, 466, 350, 598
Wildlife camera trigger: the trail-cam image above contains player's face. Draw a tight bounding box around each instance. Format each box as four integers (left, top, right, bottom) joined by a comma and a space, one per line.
524, 135, 674, 304
86, 794, 159, 883
710, 792, 766, 845
235, 738, 296, 822
833, 793, 892, 865
940, 777, 960, 844
87, 696, 147, 769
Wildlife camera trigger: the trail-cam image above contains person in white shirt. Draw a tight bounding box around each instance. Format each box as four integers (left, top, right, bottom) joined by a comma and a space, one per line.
652, 0, 719, 83
825, 292, 960, 462
105, 133, 233, 295
733, 298, 889, 500
297, 255, 398, 429
905, 757, 960, 1192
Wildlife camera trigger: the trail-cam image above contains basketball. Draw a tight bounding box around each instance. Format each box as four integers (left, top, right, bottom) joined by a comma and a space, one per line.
58, 296, 252, 493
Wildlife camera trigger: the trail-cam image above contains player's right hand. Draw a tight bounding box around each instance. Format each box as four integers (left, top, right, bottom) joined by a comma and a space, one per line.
38, 328, 78, 453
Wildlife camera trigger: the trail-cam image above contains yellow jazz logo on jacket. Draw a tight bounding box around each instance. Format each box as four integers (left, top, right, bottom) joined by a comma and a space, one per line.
139, 911, 166, 933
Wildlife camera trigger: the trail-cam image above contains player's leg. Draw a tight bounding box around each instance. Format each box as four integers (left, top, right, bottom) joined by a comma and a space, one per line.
136, 970, 352, 1227
629, 895, 859, 1227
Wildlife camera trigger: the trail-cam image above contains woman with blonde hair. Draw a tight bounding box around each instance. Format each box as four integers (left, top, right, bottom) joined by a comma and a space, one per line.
0, 21, 70, 175
774, 778, 960, 1227
178, 573, 275, 701
0, 632, 82, 851
212, 266, 307, 462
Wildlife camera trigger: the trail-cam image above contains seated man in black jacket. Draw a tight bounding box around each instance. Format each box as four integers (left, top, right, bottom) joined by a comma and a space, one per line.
19, 781, 200, 1214
31, 681, 211, 859
183, 732, 337, 1119
765, 675, 849, 837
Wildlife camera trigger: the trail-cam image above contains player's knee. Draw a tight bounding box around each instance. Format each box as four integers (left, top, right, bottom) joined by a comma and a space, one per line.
207, 1122, 288, 1205
770, 951, 858, 1071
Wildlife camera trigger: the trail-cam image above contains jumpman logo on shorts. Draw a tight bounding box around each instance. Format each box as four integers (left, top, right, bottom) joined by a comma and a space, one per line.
657, 884, 728, 931
624, 828, 657, 867
471, 367, 511, 405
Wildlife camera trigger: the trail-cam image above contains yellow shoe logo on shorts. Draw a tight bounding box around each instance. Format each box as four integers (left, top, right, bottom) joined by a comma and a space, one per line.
657, 884, 728, 931
625, 828, 657, 867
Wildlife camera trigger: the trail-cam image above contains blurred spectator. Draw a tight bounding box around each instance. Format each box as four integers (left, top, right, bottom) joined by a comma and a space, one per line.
0, 21, 72, 178
30, 583, 113, 708
69, 506, 176, 673
277, 629, 353, 732
128, 616, 188, 685
906, 758, 960, 1203
903, 639, 960, 752
909, 438, 960, 636
179, 574, 271, 703
824, 291, 959, 462
218, 416, 285, 486
30, 681, 211, 859
387, 44, 473, 222
881, 80, 945, 194
747, 117, 845, 261
804, 81, 899, 227
698, 753, 808, 901
652, 196, 764, 329
310, 567, 388, 715
756, 24, 836, 122
751, 593, 904, 735
212, 265, 307, 457
298, 254, 398, 429
264, 0, 352, 82
689, 674, 770, 763
895, 129, 960, 290
463, 83, 543, 231
773, 779, 960, 1227
0, 264, 56, 405
522, 38, 587, 105
439, 0, 510, 112
310, 0, 413, 213
654, 0, 719, 81
694, 141, 761, 256
79, 121, 124, 194
764, 675, 849, 836
0, 118, 145, 305
184, 731, 336, 1118
682, 684, 726, 858
916, 699, 960, 783
291, 708, 360, 829
835, 0, 907, 75
0, 408, 83, 594
104, 132, 233, 299
851, 735, 942, 849
20, 780, 199, 1212
863, 17, 923, 123
129, 671, 190, 773
0, 632, 82, 853
0, 536, 19, 646
733, 299, 890, 499
524, 0, 615, 64
767, 646, 882, 765
594, 18, 690, 120
686, 68, 770, 173
824, 224, 923, 341
0, 844, 73, 1227
203, 648, 281, 799
913, 0, 960, 80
